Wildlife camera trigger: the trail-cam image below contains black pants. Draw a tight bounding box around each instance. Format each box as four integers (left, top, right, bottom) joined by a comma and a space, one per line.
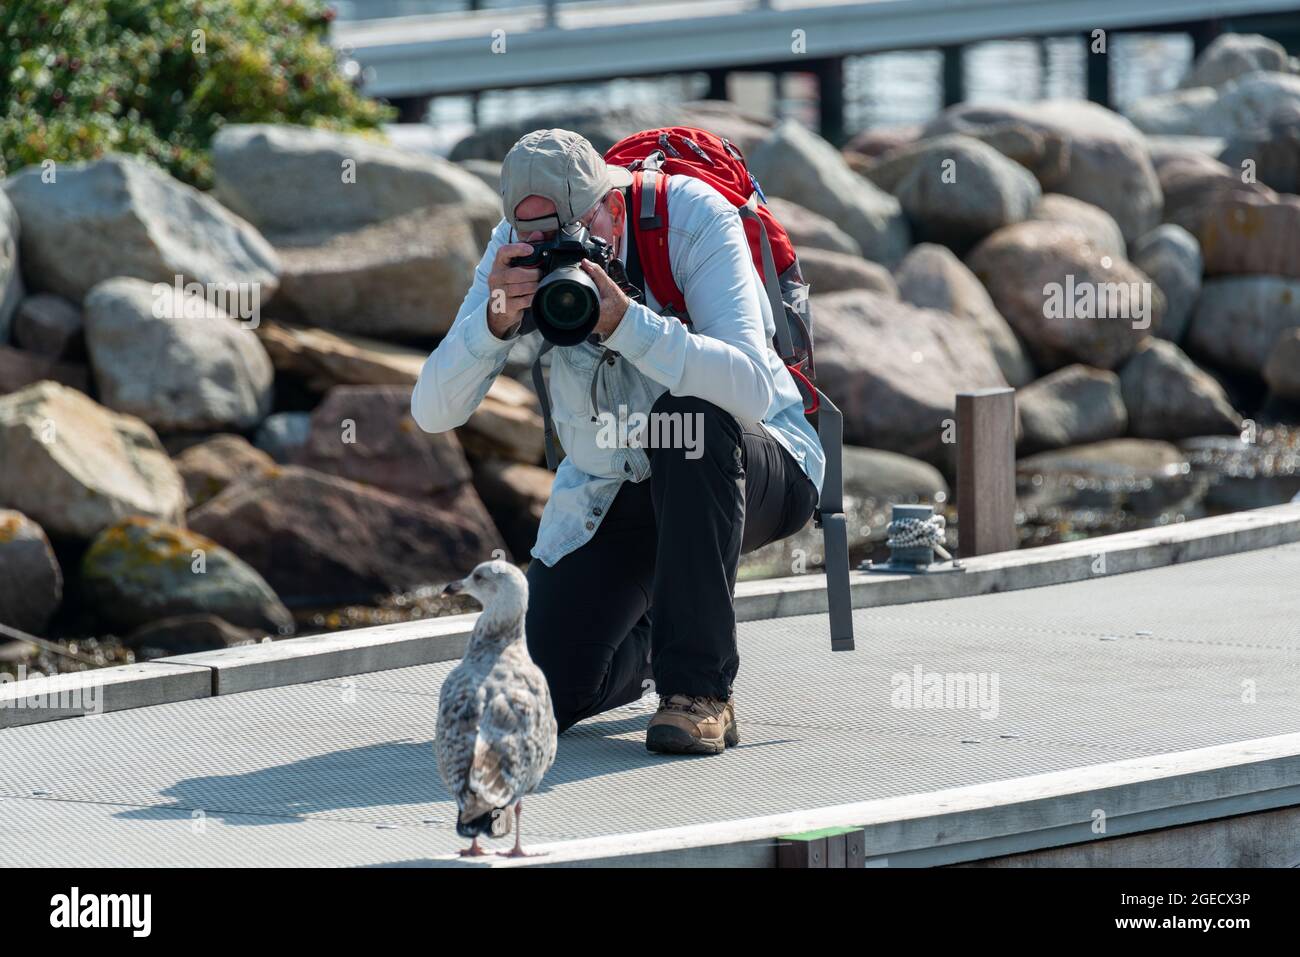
525, 391, 819, 734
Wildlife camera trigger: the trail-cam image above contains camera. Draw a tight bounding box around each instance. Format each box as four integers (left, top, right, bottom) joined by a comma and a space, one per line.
510, 222, 615, 346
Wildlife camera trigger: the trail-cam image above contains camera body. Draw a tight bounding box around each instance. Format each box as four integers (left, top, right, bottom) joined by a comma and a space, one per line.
510, 223, 615, 346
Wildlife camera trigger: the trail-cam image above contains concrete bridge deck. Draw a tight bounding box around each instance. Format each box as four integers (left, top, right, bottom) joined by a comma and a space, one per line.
3, 513, 1299, 867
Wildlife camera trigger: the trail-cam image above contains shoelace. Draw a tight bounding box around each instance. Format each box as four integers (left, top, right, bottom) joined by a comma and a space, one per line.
660, 694, 725, 716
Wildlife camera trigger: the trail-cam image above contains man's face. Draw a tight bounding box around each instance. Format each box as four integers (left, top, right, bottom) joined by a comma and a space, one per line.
513, 190, 625, 246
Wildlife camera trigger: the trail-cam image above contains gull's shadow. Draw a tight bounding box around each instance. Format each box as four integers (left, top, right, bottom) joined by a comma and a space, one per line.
112, 708, 731, 827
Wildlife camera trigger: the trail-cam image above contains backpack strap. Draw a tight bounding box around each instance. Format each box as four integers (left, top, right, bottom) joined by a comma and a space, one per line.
629, 168, 688, 320
530, 339, 561, 470
737, 196, 796, 365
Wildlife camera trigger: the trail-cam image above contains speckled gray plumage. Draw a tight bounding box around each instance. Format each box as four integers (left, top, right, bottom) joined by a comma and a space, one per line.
435, 562, 557, 840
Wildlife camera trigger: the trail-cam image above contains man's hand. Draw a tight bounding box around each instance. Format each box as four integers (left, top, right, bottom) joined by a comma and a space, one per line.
487, 243, 541, 339
580, 259, 632, 341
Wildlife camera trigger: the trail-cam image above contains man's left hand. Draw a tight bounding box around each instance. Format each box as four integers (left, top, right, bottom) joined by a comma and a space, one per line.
580, 259, 632, 341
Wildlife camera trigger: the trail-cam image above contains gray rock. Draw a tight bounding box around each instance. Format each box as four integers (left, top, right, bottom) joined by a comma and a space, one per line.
126, 613, 263, 656
845, 125, 924, 159
925, 100, 1162, 243
213, 124, 500, 236
3, 155, 280, 303
895, 243, 1034, 386
449, 101, 774, 162
174, 434, 277, 510
0, 344, 89, 395
457, 158, 502, 194
967, 221, 1163, 371
293, 385, 473, 498
767, 197, 861, 256
1027, 194, 1126, 260
1016, 365, 1127, 454
12, 294, 82, 359
1187, 276, 1300, 373
84, 277, 274, 432
1180, 33, 1291, 89
1218, 113, 1300, 194
1263, 328, 1300, 401
0, 381, 186, 540
0, 509, 62, 635
1017, 438, 1197, 518
82, 516, 294, 635
1127, 71, 1300, 139
270, 203, 487, 339
1196, 189, 1300, 279
810, 290, 1007, 466
255, 411, 312, 464
865, 135, 1040, 249
0, 192, 22, 344
748, 120, 911, 267
1119, 338, 1241, 440
1130, 224, 1202, 344
798, 246, 897, 296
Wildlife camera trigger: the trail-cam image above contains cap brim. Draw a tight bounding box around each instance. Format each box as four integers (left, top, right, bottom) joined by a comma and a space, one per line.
607, 164, 634, 188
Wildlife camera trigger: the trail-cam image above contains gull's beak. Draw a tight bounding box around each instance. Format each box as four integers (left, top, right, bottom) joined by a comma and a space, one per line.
442, 578, 465, 596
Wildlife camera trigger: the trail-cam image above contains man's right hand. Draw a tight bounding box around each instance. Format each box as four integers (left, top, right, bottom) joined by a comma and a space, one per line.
487, 243, 542, 339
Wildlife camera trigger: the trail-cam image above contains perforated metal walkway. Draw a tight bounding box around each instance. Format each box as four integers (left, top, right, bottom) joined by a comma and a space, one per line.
3, 543, 1299, 867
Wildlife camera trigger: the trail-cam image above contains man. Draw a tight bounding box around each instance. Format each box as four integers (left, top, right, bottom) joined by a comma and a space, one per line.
412, 129, 825, 755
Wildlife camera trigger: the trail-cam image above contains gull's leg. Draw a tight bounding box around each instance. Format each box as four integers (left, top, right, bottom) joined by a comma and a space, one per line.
458, 836, 488, 857
498, 802, 530, 858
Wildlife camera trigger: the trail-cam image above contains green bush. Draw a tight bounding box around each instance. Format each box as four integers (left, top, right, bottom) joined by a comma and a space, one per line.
0, 0, 394, 188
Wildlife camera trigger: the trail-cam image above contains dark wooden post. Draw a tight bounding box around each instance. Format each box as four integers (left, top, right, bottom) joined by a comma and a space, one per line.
942, 45, 965, 107
705, 68, 729, 102
957, 388, 1017, 557
1085, 31, 1111, 109
812, 57, 846, 147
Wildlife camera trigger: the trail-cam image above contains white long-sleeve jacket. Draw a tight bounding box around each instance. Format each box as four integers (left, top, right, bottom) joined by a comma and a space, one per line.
412, 174, 825, 567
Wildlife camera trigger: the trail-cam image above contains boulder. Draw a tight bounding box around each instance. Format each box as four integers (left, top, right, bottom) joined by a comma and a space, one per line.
1180, 34, 1292, 89
1218, 113, 1300, 194
1127, 72, 1300, 139
125, 614, 263, 656
212, 124, 500, 236
84, 277, 275, 431
12, 294, 82, 359
1196, 190, 1300, 279
1130, 224, 1202, 344
748, 120, 911, 267
1119, 338, 1241, 440
188, 466, 509, 607
767, 197, 861, 255
1016, 365, 1127, 453
292, 385, 473, 497
967, 221, 1163, 371
173, 434, 277, 510
0, 382, 186, 540
924, 100, 1161, 242
0, 510, 62, 635
1017, 438, 1198, 518
82, 517, 294, 635
3, 155, 280, 303
449, 101, 774, 162
844, 124, 923, 159
270, 203, 486, 339
0, 345, 89, 395
894, 243, 1034, 386
470, 458, 554, 560
1026, 194, 1126, 260
255, 321, 546, 464
0, 192, 22, 343
797, 247, 897, 296
254, 412, 312, 464
865, 134, 1041, 249
457, 158, 502, 194
1186, 276, 1300, 373
1155, 153, 1248, 234
1263, 328, 1300, 401
809, 290, 1007, 465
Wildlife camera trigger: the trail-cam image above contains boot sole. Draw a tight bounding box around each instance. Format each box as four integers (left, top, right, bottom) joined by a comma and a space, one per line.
646, 719, 739, 755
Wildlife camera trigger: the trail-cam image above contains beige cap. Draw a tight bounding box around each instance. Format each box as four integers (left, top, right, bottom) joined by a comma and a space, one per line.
500, 128, 633, 234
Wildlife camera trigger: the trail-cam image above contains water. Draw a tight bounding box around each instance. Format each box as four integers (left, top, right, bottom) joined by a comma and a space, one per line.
332, 1, 1195, 142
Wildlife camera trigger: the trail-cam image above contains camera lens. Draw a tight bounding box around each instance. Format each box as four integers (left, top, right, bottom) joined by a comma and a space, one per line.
534, 267, 600, 345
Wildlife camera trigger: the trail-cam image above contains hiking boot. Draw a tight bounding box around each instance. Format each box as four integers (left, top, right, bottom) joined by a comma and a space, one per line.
646, 694, 739, 755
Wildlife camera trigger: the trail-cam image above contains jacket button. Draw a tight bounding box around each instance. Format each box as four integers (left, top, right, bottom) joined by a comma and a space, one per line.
585, 521, 595, 530
624, 462, 631, 473
593, 507, 602, 516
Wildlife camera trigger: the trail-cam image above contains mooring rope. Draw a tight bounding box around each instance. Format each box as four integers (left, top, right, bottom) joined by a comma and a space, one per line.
886, 514, 953, 561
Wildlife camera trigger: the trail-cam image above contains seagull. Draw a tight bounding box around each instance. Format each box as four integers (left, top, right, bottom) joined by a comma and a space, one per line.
436, 560, 557, 858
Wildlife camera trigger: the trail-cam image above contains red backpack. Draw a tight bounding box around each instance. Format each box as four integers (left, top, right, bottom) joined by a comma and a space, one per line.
604, 126, 854, 651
